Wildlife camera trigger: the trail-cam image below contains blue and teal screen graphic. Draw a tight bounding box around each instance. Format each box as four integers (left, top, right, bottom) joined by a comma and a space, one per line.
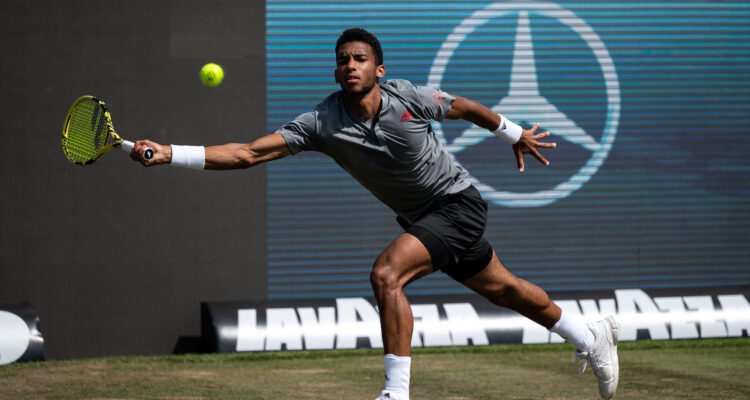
266, 1, 750, 299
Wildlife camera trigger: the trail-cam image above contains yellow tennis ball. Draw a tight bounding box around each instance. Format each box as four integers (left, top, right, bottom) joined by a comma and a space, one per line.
200, 63, 224, 86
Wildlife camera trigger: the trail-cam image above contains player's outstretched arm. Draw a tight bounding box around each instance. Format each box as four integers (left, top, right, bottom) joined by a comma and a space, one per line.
445, 95, 556, 172
130, 132, 291, 170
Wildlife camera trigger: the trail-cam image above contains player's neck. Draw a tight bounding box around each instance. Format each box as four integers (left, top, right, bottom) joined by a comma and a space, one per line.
343, 83, 382, 120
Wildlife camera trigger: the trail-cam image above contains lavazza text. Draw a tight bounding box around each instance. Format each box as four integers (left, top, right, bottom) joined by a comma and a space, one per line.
228, 289, 750, 352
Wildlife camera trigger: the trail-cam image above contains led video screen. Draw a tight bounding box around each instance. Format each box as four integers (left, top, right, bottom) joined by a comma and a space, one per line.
266, 1, 750, 299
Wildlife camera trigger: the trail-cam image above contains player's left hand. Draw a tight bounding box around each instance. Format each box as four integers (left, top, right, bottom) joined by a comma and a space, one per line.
513, 123, 556, 172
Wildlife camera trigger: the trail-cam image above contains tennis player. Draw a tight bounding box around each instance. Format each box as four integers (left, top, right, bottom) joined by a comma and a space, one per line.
131, 28, 619, 400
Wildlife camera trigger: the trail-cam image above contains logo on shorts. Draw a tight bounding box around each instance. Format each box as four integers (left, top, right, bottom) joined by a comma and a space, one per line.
428, 1, 621, 207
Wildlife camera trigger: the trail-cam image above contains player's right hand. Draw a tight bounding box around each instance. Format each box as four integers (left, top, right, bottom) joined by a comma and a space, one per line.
131, 140, 170, 167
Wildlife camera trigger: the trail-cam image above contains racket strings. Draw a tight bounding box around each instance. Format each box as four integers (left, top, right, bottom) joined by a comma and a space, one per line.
63, 100, 110, 163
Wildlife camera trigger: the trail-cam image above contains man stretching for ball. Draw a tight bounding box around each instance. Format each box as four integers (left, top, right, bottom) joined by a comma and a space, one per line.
130, 28, 619, 399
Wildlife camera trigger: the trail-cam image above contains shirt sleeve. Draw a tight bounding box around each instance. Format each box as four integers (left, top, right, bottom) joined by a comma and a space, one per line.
406, 82, 456, 122
276, 111, 320, 154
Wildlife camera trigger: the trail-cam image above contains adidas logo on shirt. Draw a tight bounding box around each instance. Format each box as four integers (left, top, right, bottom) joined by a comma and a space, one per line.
400, 110, 414, 122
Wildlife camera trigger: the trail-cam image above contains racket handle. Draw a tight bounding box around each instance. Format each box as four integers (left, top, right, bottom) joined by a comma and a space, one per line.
121, 140, 154, 160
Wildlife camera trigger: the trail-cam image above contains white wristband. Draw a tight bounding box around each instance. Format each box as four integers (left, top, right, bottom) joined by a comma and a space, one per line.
492, 114, 523, 144
170, 145, 205, 170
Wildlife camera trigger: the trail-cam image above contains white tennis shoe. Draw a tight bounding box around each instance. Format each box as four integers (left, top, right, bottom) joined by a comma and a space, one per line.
573, 316, 619, 399
375, 390, 408, 400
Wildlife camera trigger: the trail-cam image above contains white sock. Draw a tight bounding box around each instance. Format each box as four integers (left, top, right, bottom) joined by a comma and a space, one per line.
384, 354, 411, 399
550, 309, 595, 352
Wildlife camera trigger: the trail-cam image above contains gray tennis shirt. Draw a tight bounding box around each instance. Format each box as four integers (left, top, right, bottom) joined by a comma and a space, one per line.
278, 79, 471, 224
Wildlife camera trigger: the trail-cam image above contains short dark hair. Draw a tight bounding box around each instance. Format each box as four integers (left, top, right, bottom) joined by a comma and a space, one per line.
335, 28, 383, 66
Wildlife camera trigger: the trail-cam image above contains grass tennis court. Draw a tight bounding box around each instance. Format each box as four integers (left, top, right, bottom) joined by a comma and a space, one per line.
0, 338, 748, 399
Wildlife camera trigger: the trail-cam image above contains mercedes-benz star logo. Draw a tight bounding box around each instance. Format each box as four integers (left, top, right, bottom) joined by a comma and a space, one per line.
429, 1, 620, 207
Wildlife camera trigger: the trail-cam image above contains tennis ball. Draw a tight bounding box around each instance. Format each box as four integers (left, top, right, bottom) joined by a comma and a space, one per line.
200, 63, 224, 86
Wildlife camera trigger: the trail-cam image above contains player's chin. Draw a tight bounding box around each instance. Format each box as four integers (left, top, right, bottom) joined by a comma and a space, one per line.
341, 82, 374, 96
338, 82, 358, 93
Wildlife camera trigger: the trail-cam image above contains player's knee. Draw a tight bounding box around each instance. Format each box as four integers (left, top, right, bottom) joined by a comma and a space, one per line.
484, 281, 520, 307
370, 256, 401, 294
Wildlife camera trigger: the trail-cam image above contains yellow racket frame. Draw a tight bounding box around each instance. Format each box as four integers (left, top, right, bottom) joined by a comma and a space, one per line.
62, 95, 126, 165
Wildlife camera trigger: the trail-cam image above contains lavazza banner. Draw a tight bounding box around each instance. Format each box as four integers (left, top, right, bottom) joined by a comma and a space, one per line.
202, 287, 750, 353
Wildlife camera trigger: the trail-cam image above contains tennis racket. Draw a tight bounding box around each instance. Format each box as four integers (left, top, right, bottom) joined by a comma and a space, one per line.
62, 95, 153, 165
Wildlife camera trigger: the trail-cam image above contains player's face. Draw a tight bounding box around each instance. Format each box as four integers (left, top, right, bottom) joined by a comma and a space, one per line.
335, 41, 385, 96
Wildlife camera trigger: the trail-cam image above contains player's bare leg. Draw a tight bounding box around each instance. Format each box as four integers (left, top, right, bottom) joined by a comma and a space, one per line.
370, 233, 434, 400
462, 252, 619, 399
462, 251, 561, 327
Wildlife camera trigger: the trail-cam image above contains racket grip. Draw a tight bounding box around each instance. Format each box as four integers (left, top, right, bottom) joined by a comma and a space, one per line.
121, 140, 154, 160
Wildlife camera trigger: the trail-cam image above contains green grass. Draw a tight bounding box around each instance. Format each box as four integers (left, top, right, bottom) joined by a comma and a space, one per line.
0, 338, 748, 399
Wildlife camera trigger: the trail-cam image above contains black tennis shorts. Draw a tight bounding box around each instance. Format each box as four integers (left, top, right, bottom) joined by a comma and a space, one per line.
397, 185, 494, 282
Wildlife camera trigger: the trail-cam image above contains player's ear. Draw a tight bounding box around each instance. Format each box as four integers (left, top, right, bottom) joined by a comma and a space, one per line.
376, 65, 385, 79
334, 69, 339, 83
